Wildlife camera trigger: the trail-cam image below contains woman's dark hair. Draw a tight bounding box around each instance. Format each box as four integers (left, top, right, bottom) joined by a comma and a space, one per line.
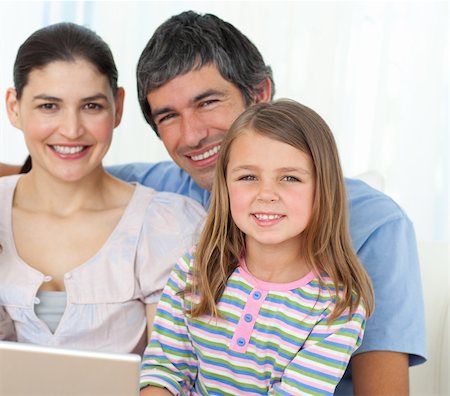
19, 156, 32, 174
13, 22, 118, 99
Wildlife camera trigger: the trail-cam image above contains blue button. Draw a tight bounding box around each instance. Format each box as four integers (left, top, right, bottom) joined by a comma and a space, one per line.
244, 313, 253, 322
237, 337, 246, 347
253, 291, 261, 300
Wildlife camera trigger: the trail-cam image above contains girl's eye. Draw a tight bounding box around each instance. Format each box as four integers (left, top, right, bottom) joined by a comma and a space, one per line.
238, 175, 256, 181
282, 175, 300, 182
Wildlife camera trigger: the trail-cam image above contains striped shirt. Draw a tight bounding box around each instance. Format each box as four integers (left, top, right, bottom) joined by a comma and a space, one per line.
141, 251, 366, 395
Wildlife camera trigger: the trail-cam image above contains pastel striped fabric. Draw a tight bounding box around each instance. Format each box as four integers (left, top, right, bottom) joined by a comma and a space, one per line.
141, 251, 366, 395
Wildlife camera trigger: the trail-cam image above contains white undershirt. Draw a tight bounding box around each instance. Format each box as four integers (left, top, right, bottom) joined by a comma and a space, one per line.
35, 291, 67, 333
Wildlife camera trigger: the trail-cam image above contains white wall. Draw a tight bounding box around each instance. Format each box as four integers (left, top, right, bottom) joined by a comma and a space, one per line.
0, 1, 448, 244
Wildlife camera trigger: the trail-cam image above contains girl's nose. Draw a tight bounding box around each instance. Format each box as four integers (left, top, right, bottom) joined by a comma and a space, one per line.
256, 183, 279, 203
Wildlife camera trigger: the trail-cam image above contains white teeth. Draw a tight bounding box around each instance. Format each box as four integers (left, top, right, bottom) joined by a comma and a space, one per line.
52, 145, 84, 154
254, 214, 282, 221
191, 145, 220, 161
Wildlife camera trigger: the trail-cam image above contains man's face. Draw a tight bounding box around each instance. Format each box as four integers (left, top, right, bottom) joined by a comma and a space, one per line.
147, 64, 248, 191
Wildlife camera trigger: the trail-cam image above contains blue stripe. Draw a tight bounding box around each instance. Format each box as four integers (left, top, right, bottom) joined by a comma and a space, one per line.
199, 370, 267, 395
189, 320, 232, 339
288, 360, 340, 382
283, 376, 333, 395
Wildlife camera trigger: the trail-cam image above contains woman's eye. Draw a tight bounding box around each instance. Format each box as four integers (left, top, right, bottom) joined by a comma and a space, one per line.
39, 103, 56, 110
84, 103, 102, 110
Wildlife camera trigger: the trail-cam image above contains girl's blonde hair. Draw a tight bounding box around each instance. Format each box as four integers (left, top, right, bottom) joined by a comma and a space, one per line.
190, 99, 374, 322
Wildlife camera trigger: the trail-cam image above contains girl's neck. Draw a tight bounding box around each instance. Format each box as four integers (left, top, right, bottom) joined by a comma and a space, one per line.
244, 242, 310, 283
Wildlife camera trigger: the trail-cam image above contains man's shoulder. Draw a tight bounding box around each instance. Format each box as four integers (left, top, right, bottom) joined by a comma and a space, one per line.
346, 177, 408, 222
345, 177, 413, 249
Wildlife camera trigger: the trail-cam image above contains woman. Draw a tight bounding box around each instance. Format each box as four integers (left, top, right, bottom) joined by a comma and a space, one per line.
0, 22, 205, 355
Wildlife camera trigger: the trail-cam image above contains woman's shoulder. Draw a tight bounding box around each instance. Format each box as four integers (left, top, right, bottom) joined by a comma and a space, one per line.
135, 183, 206, 221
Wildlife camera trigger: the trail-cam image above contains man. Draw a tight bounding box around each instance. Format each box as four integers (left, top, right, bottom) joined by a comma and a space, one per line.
5, 11, 427, 394
109, 11, 426, 395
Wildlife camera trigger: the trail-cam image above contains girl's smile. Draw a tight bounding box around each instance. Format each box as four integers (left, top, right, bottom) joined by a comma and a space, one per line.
226, 129, 315, 261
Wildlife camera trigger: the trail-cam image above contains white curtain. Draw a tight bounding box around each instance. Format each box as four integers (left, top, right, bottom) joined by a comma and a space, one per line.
0, 1, 448, 243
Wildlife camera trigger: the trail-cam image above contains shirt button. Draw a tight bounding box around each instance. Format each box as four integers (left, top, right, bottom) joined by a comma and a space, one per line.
237, 337, 246, 347
64, 273, 72, 280
43, 275, 52, 282
244, 313, 253, 322
252, 291, 261, 300
34, 297, 40, 304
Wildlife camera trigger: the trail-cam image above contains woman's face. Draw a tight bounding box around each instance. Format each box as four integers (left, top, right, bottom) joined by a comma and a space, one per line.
6, 59, 124, 182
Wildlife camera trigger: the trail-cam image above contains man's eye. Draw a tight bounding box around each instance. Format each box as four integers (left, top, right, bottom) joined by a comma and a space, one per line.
200, 99, 218, 108
158, 113, 177, 124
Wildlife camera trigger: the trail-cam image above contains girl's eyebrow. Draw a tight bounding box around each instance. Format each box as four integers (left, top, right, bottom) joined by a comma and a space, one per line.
229, 165, 311, 174
278, 166, 311, 174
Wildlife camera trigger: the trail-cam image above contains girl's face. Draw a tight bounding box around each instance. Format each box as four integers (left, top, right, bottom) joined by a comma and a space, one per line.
6, 59, 124, 182
226, 129, 315, 254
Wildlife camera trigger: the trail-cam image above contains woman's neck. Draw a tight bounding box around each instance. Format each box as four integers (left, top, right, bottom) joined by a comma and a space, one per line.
13, 167, 130, 216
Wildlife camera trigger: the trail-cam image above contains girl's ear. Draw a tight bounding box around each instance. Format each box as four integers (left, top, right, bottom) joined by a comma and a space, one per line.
5, 88, 21, 129
113, 87, 125, 128
253, 77, 272, 104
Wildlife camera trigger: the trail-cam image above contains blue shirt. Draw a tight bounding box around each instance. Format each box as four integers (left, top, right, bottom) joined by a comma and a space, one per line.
108, 161, 427, 394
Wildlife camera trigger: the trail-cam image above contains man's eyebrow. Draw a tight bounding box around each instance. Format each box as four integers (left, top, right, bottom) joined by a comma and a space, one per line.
152, 89, 226, 119
193, 89, 225, 102
152, 106, 174, 119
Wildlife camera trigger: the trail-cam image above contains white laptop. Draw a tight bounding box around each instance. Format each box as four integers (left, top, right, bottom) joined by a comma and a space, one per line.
0, 341, 141, 396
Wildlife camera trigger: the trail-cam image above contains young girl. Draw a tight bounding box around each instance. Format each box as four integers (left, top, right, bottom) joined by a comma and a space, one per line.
140, 99, 374, 395
0, 22, 205, 354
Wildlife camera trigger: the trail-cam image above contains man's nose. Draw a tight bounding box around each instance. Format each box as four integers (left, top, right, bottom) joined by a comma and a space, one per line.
180, 113, 208, 148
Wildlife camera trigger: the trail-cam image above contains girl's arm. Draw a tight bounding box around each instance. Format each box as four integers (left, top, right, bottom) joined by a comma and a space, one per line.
140, 385, 173, 396
270, 303, 367, 395
140, 257, 198, 395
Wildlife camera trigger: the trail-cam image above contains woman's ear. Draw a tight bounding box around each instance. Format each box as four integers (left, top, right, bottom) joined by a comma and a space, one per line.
5, 88, 21, 129
114, 87, 125, 128
253, 77, 272, 104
